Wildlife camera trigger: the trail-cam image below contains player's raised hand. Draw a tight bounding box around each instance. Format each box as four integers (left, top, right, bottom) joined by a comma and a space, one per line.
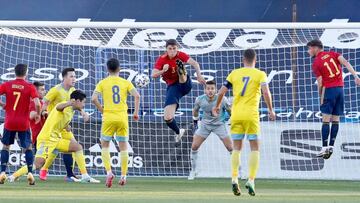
197, 74, 206, 85
268, 111, 276, 121
133, 113, 139, 121
162, 64, 169, 73
355, 77, 360, 86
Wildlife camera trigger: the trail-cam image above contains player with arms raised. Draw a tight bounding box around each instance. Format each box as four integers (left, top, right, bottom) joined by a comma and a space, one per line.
189, 80, 232, 180
152, 39, 206, 145
0, 64, 41, 185
307, 39, 360, 159
92, 58, 140, 187
213, 49, 275, 196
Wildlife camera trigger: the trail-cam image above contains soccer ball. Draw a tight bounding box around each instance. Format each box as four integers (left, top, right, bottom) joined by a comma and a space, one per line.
135, 73, 150, 88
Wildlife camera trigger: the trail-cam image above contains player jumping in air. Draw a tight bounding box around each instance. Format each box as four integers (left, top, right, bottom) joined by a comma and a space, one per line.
34, 90, 100, 184
213, 49, 275, 196
0, 64, 41, 185
92, 58, 140, 187
152, 39, 206, 145
8, 82, 47, 182
307, 39, 360, 159
189, 80, 232, 180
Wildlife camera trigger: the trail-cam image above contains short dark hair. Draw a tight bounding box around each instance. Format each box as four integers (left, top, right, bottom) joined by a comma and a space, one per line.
307, 39, 323, 49
70, 90, 86, 101
243, 49, 256, 63
166, 39, 178, 47
206, 80, 216, 86
62, 68, 75, 78
33, 81, 44, 88
107, 58, 120, 72
14, 64, 28, 77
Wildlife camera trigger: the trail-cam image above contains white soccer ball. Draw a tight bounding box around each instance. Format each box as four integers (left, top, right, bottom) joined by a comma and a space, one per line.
135, 73, 150, 88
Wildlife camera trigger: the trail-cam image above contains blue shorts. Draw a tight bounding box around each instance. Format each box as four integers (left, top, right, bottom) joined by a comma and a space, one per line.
164, 75, 192, 109
320, 87, 344, 116
1, 129, 32, 148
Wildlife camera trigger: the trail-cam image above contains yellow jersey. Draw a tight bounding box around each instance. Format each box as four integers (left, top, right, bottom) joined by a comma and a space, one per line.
226, 67, 267, 121
95, 75, 135, 121
37, 102, 74, 142
44, 84, 75, 112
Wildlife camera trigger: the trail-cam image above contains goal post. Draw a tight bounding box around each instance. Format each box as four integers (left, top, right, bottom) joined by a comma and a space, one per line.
0, 20, 359, 179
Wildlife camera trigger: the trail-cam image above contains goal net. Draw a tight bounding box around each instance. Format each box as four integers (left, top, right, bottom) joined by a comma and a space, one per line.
0, 19, 360, 180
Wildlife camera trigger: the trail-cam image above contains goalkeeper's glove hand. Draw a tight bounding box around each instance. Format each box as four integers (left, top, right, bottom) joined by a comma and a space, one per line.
192, 116, 199, 134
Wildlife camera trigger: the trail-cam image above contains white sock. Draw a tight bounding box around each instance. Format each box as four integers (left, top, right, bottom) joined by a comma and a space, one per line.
190, 149, 198, 172
82, 173, 90, 179
106, 171, 113, 176
232, 179, 238, 184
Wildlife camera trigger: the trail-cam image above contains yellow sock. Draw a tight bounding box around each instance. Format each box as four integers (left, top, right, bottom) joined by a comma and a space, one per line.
74, 150, 87, 175
101, 147, 111, 172
41, 152, 57, 171
13, 165, 28, 178
231, 150, 241, 183
120, 151, 129, 176
248, 151, 260, 180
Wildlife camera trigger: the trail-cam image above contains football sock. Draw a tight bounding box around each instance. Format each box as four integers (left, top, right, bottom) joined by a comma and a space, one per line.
321, 122, 330, 147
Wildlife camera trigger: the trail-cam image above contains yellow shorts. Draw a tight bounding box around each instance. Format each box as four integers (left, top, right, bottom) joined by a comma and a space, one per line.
101, 118, 129, 142
61, 129, 74, 140
35, 138, 71, 159
231, 119, 260, 140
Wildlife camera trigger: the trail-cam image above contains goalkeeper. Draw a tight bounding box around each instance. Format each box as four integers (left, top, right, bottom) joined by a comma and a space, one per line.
188, 80, 232, 180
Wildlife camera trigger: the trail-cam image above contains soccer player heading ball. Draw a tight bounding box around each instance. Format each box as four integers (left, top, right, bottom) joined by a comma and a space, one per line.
307, 39, 360, 159
152, 39, 206, 145
213, 49, 276, 196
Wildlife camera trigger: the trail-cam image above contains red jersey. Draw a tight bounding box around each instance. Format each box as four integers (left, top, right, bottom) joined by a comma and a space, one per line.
154, 51, 190, 85
312, 51, 344, 88
29, 99, 45, 143
0, 79, 38, 131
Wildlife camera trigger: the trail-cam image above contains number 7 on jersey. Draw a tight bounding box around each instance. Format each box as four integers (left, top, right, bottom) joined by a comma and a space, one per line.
241, 76, 250, 96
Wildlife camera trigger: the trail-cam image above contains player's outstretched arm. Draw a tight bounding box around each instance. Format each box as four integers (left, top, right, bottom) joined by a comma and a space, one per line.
187, 58, 206, 85
56, 101, 72, 112
261, 84, 276, 120
91, 91, 103, 114
338, 56, 360, 85
213, 86, 228, 116
130, 88, 140, 121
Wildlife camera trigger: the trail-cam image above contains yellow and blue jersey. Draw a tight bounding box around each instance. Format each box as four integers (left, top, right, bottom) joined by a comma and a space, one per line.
95, 75, 135, 121
44, 84, 75, 112
225, 67, 267, 121
37, 102, 74, 143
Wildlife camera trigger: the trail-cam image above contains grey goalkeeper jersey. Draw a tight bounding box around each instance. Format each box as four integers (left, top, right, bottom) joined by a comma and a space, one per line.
194, 94, 231, 125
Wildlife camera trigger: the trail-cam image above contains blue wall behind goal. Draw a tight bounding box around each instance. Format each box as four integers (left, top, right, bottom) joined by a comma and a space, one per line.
0, 0, 359, 22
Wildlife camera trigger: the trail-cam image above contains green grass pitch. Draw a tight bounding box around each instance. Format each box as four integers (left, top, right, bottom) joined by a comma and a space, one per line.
0, 177, 359, 203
